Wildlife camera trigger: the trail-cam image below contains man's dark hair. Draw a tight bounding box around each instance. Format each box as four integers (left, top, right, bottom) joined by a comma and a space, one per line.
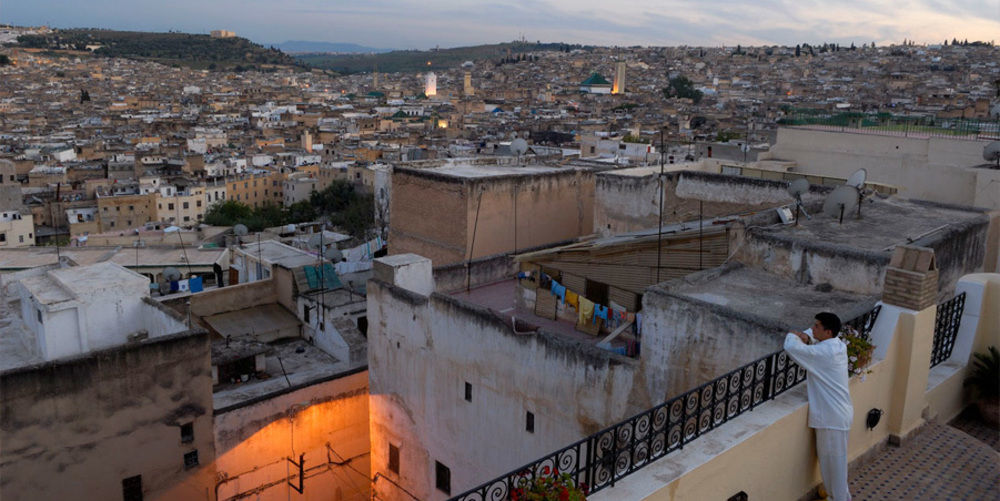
815, 312, 842, 337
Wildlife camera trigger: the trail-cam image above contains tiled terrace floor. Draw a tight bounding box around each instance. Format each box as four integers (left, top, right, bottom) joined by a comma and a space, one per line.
847, 414, 999, 501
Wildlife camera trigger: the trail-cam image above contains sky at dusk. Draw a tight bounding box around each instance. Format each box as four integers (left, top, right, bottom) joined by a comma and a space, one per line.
3, 0, 999, 50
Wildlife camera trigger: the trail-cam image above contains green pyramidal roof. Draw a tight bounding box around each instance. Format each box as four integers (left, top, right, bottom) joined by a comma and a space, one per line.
581, 73, 611, 86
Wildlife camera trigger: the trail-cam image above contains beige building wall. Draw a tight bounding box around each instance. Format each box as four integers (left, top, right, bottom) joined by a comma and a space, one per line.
156, 188, 207, 226
0, 331, 217, 501
767, 127, 997, 210
0, 214, 35, 247
97, 193, 156, 232
389, 169, 594, 268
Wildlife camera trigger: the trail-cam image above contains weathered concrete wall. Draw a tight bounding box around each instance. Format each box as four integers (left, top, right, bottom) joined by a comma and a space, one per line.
390, 168, 593, 268
594, 170, 793, 235
164, 278, 277, 319
367, 279, 640, 501
433, 252, 517, 293
0, 331, 216, 501
214, 370, 370, 501
769, 127, 996, 209
389, 170, 468, 267
907, 203, 990, 298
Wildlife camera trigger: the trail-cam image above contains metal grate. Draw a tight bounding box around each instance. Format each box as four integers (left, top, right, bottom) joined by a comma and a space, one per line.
930, 293, 966, 368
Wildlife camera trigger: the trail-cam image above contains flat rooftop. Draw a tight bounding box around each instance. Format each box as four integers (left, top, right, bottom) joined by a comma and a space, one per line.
0, 246, 225, 271
399, 164, 577, 180
212, 338, 360, 411
238, 239, 320, 269
653, 263, 879, 332
753, 197, 987, 254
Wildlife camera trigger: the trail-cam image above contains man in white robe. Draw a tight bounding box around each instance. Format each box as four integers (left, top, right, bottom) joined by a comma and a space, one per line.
784, 312, 853, 501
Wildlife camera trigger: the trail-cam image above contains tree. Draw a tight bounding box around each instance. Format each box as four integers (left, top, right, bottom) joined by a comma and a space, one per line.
663, 75, 703, 104
0, 54, 11, 66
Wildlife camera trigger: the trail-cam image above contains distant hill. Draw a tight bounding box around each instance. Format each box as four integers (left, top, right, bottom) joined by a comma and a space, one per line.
16, 29, 306, 72
297, 41, 591, 74
276, 41, 393, 54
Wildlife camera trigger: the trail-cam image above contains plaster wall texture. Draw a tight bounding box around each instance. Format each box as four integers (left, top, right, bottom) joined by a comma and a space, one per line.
770, 128, 996, 209
0, 216, 35, 247
594, 171, 792, 235
589, 276, 997, 501
432, 252, 517, 293
214, 370, 370, 501
390, 169, 593, 268
367, 279, 639, 501
0, 331, 216, 501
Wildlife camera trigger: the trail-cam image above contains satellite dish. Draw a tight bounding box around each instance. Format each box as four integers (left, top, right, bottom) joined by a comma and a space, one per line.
985, 141, 1000, 168
233, 224, 249, 236
163, 267, 182, 282
787, 178, 809, 198
322, 247, 343, 262
822, 186, 859, 223
786, 179, 811, 223
511, 138, 529, 156
846, 168, 867, 188
285, 224, 296, 234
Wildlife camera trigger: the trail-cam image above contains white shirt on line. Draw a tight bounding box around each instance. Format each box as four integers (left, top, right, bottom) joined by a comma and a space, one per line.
783, 332, 854, 430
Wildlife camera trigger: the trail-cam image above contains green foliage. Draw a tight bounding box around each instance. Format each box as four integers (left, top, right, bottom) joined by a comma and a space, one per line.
511, 472, 587, 501
965, 346, 1000, 399
203, 200, 254, 227
662, 75, 703, 104
17, 29, 303, 71
715, 130, 743, 142
0, 54, 11, 66
621, 134, 649, 144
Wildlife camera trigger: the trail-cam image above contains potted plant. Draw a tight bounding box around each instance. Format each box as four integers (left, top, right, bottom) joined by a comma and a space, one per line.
964, 346, 999, 426
841, 328, 875, 379
511, 469, 587, 501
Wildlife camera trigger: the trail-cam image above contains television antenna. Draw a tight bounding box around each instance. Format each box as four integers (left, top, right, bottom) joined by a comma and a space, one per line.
822, 185, 859, 224
786, 178, 811, 225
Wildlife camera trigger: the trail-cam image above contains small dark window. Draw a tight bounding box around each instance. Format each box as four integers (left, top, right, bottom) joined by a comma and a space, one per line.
183, 450, 199, 469
168, 203, 174, 210
36, 309, 43, 323
388, 443, 400, 474
464, 382, 472, 402
435, 461, 450, 494
0, 233, 6, 242
128, 205, 133, 211
526, 411, 535, 433
122, 475, 143, 501
180, 422, 194, 443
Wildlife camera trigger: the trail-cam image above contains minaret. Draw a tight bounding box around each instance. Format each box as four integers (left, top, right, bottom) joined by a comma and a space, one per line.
373, 64, 379, 90
612, 61, 626, 94
463, 72, 474, 96
425, 72, 437, 96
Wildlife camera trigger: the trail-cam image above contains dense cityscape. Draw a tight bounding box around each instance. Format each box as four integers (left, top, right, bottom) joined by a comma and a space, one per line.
0, 18, 997, 501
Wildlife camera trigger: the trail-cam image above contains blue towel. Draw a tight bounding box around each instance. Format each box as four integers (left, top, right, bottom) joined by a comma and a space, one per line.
550, 281, 566, 303
188, 276, 203, 293
594, 304, 608, 324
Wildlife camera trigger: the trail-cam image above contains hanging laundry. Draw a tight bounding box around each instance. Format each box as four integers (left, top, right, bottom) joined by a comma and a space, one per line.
594, 304, 609, 324
565, 290, 579, 310
177, 279, 190, 292
578, 297, 595, 326
550, 281, 566, 303
635, 313, 643, 336
188, 276, 204, 293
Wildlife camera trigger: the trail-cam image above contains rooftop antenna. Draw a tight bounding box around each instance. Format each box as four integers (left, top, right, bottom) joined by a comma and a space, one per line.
510, 137, 528, 166
845, 168, 868, 218
822, 185, 860, 224
786, 178, 811, 225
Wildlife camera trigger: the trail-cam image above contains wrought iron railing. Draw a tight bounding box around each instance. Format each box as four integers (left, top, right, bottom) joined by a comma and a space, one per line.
450, 307, 881, 500
930, 293, 966, 368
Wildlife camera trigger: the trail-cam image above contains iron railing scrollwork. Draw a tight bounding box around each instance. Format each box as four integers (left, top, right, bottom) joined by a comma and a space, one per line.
930, 293, 966, 368
449, 306, 881, 501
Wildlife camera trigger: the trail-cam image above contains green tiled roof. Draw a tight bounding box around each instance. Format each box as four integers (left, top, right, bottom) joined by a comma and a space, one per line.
581, 73, 611, 86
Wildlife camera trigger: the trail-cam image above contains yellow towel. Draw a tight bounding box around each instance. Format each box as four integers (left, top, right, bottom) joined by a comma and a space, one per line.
566, 290, 579, 310
578, 297, 594, 326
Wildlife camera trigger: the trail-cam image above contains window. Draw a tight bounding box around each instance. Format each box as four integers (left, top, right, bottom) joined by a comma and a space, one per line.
18, 235, 23, 243
183, 216, 190, 222
180, 422, 194, 443
464, 382, 472, 402
2, 233, 7, 242
168, 203, 174, 210
526, 411, 535, 433
196, 200, 202, 208
303, 305, 310, 324
122, 475, 142, 501
584, 279, 609, 308
435, 461, 450, 495
388, 443, 400, 474
128, 205, 134, 211
183, 450, 199, 469
110, 222, 115, 228
36, 309, 43, 324
126, 220, 132, 226
183, 202, 189, 209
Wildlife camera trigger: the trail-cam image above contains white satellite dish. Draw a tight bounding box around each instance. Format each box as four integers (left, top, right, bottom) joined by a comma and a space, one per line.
786, 179, 811, 223
846, 168, 867, 188
985, 141, 1000, 168
233, 224, 249, 236
822, 186, 859, 223
163, 267, 182, 282
322, 247, 343, 262
511, 138, 529, 156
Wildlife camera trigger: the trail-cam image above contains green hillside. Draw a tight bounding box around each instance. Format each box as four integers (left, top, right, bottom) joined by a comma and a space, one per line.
16, 29, 306, 72
297, 41, 591, 74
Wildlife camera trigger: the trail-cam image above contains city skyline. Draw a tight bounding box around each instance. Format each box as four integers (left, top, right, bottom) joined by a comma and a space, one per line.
4, 0, 999, 50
